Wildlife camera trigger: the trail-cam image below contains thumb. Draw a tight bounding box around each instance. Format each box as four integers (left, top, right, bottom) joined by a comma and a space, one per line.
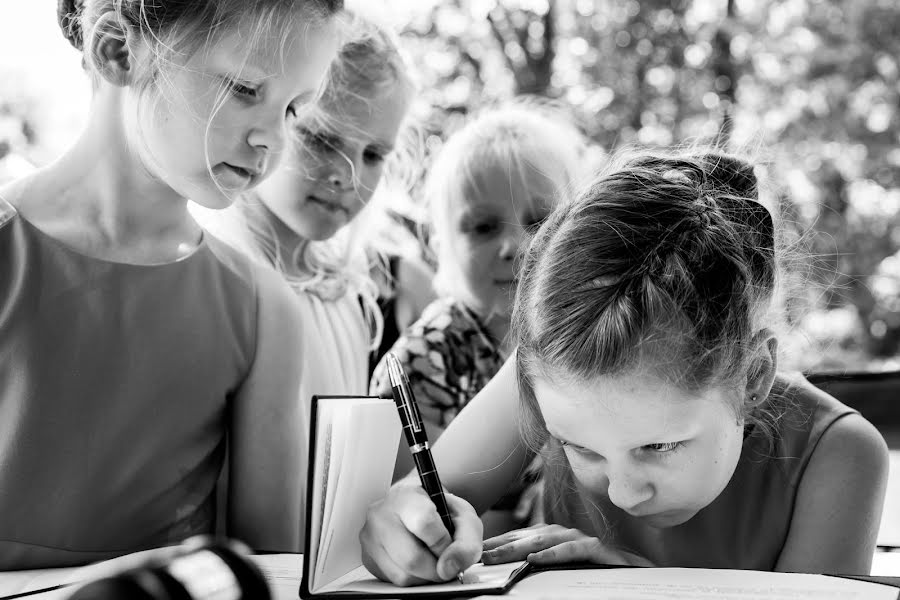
435, 495, 483, 580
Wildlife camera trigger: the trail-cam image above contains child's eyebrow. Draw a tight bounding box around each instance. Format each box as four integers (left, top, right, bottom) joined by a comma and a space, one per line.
369, 141, 394, 153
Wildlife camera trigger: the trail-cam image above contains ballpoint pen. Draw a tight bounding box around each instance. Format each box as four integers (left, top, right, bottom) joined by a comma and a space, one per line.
385, 352, 456, 538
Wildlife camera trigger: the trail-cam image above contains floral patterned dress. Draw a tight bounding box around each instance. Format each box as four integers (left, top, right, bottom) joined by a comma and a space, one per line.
370, 297, 507, 428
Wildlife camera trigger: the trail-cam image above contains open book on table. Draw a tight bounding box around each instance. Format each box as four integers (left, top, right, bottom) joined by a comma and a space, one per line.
296, 396, 900, 600
300, 395, 529, 599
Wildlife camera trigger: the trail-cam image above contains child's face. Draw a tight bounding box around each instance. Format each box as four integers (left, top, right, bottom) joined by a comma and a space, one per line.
133, 20, 339, 209
534, 370, 745, 529
255, 83, 410, 242
443, 164, 557, 319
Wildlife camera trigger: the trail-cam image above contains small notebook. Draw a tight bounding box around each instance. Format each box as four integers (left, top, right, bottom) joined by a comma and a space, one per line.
299, 395, 529, 599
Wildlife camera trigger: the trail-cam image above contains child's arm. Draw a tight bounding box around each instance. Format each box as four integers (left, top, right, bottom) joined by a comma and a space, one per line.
371, 329, 467, 482
776, 413, 889, 575
226, 267, 306, 552
431, 355, 533, 514
391, 256, 436, 332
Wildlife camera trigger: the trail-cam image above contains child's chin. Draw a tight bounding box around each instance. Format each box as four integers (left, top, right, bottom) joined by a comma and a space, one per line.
638, 509, 696, 529
193, 189, 239, 211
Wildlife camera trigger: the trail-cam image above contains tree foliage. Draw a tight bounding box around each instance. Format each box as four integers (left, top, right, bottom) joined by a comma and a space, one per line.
397, 0, 900, 370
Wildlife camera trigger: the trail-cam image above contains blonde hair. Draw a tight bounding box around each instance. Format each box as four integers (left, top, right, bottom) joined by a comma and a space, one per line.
58, 0, 342, 203
205, 13, 415, 349
59, 0, 341, 88
425, 102, 587, 299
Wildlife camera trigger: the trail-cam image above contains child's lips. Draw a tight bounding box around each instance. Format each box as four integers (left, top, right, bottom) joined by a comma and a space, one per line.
220, 163, 259, 186
307, 195, 349, 215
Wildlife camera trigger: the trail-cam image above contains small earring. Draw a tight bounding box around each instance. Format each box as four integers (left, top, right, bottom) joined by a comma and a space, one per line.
750, 394, 758, 404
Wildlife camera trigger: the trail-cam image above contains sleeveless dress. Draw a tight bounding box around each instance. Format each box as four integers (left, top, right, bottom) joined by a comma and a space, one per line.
292, 287, 370, 402
0, 198, 262, 569
543, 376, 857, 570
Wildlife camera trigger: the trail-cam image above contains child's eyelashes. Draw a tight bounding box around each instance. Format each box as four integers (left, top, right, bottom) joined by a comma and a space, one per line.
559, 438, 685, 457
558, 439, 592, 454
644, 441, 684, 454
226, 79, 260, 99
363, 148, 387, 165
472, 222, 500, 236
296, 126, 338, 151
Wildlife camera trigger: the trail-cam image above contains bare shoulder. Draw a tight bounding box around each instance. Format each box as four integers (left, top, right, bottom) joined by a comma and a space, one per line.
812, 412, 889, 475
253, 263, 302, 341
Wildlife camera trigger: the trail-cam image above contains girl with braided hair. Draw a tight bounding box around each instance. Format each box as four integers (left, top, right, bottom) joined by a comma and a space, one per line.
359, 150, 889, 584
0, 0, 341, 568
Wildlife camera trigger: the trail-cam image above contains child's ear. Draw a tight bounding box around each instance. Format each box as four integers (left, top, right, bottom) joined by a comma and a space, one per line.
745, 328, 778, 407
87, 12, 139, 87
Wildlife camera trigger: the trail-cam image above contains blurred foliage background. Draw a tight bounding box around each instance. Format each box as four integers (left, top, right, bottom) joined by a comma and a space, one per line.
393, 0, 900, 373
2, 0, 900, 372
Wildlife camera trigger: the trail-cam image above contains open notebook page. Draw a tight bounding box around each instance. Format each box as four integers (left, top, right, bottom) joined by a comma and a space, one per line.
308, 397, 402, 593
315, 560, 529, 596
509, 567, 899, 600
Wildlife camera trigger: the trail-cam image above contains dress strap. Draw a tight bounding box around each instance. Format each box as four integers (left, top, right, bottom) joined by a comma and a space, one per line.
0, 196, 16, 228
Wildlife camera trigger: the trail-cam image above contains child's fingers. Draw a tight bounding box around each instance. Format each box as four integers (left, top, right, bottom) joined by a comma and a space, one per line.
435, 495, 483, 581
360, 487, 445, 584
361, 538, 437, 587
396, 490, 456, 556
482, 526, 583, 564
526, 539, 615, 566
482, 523, 547, 551
526, 540, 651, 568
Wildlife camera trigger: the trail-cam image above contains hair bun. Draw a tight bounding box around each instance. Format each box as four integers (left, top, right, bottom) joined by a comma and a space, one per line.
58, 0, 85, 50
697, 152, 758, 199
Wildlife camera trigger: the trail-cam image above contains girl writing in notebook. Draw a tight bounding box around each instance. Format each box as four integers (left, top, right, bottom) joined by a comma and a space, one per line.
0, 0, 341, 569
197, 13, 416, 405
369, 104, 585, 532
359, 151, 889, 581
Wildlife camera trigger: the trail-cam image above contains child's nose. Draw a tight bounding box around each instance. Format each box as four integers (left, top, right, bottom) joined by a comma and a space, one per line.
498, 226, 525, 260
605, 469, 654, 513
246, 113, 286, 160
324, 155, 356, 191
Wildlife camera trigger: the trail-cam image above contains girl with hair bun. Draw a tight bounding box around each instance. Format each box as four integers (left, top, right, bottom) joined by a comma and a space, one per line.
359, 149, 889, 584
369, 103, 585, 533
0, 0, 341, 568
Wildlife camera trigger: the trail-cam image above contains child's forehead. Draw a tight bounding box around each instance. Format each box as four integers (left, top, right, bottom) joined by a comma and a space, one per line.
189, 21, 316, 76
535, 371, 731, 432
458, 158, 556, 209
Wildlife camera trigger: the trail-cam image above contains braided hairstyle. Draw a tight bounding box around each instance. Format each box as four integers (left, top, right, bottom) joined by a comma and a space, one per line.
58, 0, 85, 50
514, 150, 782, 453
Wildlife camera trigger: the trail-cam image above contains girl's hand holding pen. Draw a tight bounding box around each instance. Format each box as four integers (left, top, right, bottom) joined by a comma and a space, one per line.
360, 477, 483, 586
482, 524, 654, 567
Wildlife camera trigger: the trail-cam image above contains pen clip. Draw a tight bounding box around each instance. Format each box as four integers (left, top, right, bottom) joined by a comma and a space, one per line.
387, 354, 421, 434
400, 374, 422, 434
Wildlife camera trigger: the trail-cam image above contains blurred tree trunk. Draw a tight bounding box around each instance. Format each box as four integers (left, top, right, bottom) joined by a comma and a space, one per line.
487, 3, 556, 96
713, 0, 737, 146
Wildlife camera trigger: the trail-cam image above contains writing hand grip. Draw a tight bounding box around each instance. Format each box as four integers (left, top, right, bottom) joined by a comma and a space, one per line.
413, 450, 455, 537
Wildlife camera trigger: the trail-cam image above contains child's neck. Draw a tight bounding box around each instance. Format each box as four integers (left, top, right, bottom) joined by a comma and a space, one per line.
248, 199, 311, 278
11, 90, 200, 264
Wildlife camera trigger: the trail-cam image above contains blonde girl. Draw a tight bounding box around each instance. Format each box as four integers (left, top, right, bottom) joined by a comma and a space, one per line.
0, 0, 341, 569
360, 151, 888, 584
197, 14, 416, 424
369, 105, 585, 532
